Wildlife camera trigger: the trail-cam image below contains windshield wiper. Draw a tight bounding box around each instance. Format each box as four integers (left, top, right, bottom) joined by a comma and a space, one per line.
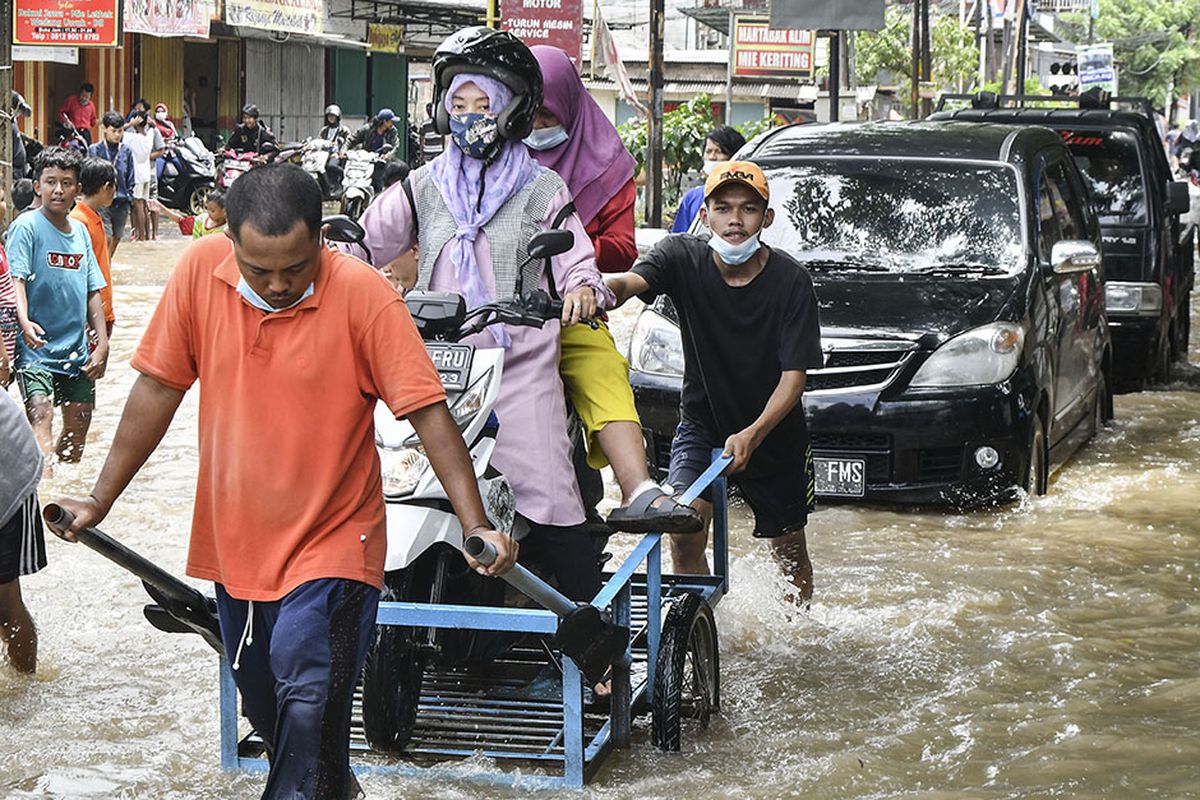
909, 263, 1011, 276
799, 258, 893, 272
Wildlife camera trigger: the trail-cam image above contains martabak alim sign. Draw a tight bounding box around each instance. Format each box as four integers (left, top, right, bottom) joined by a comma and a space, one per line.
12, 0, 123, 47
501, 0, 583, 66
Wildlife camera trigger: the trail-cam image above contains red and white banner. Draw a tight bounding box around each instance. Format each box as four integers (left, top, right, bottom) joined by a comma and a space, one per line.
124, 0, 211, 37
13, 0, 123, 47
593, 4, 645, 116
501, 0, 584, 65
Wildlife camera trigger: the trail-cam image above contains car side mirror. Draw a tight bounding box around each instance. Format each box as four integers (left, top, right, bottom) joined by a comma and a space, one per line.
1050, 240, 1101, 274
1166, 180, 1190, 214
321, 214, 365, 245
527, 229, 574, 261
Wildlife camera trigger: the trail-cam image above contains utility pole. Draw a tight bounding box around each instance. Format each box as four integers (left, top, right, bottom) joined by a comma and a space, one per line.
647, 0, 665, 227
829, 31, 840, 122
725, 9, 734, 125
911, 0, 922, 115
1, 8, 12, 230
486, 0, 499, 29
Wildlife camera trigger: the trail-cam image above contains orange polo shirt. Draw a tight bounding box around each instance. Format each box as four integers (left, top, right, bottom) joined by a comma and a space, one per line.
69, 202, 115, 322
131, 235, 446, 601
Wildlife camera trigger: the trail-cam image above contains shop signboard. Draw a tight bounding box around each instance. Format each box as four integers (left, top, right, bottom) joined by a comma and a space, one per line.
225, 0, 323, 35
732, 16, 815, 79
12, 0, 122, 47
368, 23, 404, 53
124, 0, 212, 37
500, 0, 583, 65
13, 45, 80, 63
1078, 43, 1118, 95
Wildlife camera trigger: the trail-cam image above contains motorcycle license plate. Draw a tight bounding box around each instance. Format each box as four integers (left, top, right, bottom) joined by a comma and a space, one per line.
426, 343, 475, 391
813, 457, 866, 497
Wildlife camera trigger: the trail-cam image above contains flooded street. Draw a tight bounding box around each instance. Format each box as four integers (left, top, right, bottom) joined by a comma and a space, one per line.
2, 236, 1198, 799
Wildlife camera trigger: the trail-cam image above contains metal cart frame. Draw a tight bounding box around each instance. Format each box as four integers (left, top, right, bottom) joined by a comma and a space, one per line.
218, 456, 731, 790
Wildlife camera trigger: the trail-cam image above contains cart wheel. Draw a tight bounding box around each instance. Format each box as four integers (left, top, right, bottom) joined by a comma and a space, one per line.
361, 569, 424, 753
651, 592, 719, 751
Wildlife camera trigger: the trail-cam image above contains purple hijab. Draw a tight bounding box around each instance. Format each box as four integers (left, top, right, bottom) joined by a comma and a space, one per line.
529, 46, 636, 226
430, 73, 544, 345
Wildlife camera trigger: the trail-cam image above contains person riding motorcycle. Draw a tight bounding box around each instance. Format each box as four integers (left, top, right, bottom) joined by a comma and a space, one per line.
226, 104, 277, 155
347, 108, 399, 193
318, 104, 352, 150
316, 103, 352, 196
347, 29, 615, 605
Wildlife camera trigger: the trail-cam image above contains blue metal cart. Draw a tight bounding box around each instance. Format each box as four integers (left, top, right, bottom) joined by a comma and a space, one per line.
217, 454, 733, 790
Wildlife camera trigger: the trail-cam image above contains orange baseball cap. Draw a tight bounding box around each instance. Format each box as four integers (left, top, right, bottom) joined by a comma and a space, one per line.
704, 161, 770, 202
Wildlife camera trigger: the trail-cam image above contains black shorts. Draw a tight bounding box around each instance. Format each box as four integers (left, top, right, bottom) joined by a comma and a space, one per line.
667, 423, 815, 539
0, 492, 47, 584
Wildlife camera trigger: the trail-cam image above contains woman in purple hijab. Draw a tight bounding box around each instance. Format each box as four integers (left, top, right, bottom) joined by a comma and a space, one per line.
525, 45, 700, 539
527, 45, 638, 274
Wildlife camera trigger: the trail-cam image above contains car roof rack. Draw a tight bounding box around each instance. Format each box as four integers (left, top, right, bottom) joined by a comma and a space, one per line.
934, 92, 1156, 119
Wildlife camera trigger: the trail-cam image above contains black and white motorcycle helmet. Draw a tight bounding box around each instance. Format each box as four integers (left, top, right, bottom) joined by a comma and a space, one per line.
432, 27, 543, 149
324, 104, 342, 123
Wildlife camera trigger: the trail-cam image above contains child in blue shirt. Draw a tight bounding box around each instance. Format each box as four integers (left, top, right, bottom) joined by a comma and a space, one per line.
8, 147, 109, 475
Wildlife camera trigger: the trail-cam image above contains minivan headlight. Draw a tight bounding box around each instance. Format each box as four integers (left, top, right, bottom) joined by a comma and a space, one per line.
910, 322, 1024, 387
629, 309, 684, 377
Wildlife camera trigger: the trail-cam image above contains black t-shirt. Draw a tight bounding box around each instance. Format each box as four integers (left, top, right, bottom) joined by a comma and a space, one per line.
633, 234, 823, 474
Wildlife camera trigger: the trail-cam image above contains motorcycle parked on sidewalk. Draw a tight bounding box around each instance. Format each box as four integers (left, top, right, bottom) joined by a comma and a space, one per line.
157, 136, 216, 215
339, 149, 387, 219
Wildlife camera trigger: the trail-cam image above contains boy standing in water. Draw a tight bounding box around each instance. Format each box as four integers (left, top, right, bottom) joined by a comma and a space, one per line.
8, 147, 109, 474
69, 158, 118, 337
606, 162, 824, 600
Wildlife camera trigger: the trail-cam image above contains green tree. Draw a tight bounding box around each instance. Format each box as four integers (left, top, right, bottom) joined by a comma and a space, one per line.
1062, 0, 1200, 112
854, 7, 980, 111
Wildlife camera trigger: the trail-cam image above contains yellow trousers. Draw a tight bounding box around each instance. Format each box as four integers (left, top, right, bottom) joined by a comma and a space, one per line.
559, 320, 641, 470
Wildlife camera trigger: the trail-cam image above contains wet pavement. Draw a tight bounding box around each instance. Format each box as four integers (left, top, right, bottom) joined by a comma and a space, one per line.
1, 234, 1198, 798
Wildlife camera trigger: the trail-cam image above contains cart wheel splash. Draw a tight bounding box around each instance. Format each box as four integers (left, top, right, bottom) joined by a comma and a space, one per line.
652, 591, 720, 751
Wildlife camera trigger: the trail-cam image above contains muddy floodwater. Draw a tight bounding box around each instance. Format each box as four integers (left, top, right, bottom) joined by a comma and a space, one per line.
2, 236, 1198, 799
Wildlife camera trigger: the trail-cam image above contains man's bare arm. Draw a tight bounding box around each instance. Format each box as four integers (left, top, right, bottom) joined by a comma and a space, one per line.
723, 370, 807, 474
603, 272, 651, 309
49, 374, 185, 539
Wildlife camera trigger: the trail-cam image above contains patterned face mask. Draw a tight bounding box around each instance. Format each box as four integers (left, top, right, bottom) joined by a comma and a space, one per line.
449, 112, 500, 160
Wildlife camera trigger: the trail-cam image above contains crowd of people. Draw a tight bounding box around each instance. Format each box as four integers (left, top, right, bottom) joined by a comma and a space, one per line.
1, 25, 821, 800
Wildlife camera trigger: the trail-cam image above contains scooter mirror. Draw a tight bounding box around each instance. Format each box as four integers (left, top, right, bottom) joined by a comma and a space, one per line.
322, 214, 366, 245
527, 229, 574, 260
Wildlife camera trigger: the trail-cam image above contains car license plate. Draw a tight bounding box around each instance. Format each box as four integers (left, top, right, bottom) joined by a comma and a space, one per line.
814, 457, 866, 497
426, 343, 474, 392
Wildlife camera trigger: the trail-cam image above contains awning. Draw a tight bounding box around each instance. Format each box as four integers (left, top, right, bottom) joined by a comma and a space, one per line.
328, 0, 487, 30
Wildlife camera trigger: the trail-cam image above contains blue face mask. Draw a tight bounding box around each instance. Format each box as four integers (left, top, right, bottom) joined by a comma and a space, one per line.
449, 112, 500, 160
707, 231, 762, 266
524, 125, 569, 151
236, 276, 314, 313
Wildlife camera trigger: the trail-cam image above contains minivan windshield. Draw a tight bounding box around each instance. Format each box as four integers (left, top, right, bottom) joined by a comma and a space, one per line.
1057, 129, 1147, 225
762, 160, 1025, 275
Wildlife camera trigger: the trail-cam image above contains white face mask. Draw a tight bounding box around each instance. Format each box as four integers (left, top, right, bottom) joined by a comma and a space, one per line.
707, 231, 762, 265
155, 111, 168, 122
702, 159, 721, 176
236, 276, 314, 313
524, 125, 569, 151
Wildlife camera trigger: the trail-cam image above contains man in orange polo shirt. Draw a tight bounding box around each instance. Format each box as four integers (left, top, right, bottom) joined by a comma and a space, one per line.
69, 158, 117, 335
49, 164, 518, 800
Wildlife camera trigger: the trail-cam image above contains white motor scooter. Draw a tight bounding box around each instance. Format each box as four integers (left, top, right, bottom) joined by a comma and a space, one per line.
339, 149, 385, 219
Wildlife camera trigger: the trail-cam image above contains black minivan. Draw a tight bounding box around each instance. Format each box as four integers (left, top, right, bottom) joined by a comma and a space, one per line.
630, 121, 1112, 505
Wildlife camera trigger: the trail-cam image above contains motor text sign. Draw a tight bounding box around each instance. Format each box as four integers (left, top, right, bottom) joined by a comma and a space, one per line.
501, 0, 583, 65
